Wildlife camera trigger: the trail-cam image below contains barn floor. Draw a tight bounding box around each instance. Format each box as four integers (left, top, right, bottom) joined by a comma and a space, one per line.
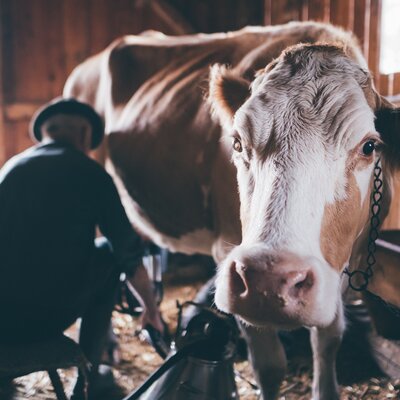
1, 257, 400, 400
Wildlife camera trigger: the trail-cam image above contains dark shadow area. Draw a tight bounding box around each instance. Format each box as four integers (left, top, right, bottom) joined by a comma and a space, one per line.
279, 302, 386, 385
0, 379, 16, 400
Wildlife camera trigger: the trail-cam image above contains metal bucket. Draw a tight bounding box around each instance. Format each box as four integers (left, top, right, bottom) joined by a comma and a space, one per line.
140, 354, 238, 400
127, 304, 239, 400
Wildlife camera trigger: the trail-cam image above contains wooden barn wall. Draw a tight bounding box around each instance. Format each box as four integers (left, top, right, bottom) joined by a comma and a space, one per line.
1, 0, 399, 228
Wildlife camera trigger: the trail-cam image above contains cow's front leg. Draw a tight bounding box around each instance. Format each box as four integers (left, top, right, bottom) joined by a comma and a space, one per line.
310, 301, 345, 400
240, 322, 286, 400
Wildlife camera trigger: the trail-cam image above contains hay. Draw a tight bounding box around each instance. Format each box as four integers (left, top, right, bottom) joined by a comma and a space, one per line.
1, 275, 399, 399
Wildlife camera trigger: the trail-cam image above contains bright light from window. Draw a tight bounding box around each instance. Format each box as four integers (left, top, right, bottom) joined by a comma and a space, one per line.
380, 0, 400, 74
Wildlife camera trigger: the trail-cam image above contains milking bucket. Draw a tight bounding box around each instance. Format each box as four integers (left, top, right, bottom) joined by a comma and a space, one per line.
125, 303, 239, 400
139, 353, 238, 400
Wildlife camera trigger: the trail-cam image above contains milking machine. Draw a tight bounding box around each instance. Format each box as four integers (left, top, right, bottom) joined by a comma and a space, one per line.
122, 302, 240, 400
142, 243, 165, 305
116, 245, 248, 399
115, 242, 170, 358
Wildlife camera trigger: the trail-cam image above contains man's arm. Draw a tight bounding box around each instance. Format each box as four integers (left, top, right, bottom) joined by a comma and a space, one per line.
97, 172, 163, 331
127, 264, 164, 332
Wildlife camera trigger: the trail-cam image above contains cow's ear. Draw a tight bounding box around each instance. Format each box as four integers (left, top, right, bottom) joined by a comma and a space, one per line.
209, 64, 250, 127
375, 100, 400, 168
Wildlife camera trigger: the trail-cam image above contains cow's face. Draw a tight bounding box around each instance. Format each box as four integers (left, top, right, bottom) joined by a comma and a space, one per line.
210, 44, 400, 329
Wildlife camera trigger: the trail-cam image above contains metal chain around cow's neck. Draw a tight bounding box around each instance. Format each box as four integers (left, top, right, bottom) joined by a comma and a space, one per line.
343, 158, 382, 292
343, 159, 400, 320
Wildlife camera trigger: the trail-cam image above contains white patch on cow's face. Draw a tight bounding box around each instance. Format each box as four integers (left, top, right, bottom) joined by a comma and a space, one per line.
214, 45, 381, 328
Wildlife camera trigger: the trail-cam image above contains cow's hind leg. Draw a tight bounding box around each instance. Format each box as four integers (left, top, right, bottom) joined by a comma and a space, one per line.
310, 301, 345, 400
240, 323, 286, 400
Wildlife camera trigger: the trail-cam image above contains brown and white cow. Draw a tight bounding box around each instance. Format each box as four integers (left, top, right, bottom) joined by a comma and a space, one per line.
64, 22, 400, 399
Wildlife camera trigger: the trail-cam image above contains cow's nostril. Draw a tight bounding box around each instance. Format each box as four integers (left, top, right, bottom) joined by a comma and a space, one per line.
230, 261, 249, 298
289, 270, 314, 297
295, 276, 307, 289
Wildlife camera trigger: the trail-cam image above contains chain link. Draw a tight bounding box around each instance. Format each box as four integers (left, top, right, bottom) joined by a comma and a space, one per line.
343, 158, 400, 319
343, 159, 382, 291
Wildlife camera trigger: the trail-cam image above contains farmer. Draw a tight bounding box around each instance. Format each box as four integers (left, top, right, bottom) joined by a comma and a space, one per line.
0, 97, 164, 399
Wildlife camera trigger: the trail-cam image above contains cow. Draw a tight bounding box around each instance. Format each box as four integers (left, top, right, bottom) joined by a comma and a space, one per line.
64, 21, 400, 399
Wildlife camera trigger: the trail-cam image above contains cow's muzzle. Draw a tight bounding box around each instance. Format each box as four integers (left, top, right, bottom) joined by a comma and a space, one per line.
215, 245, 339, 328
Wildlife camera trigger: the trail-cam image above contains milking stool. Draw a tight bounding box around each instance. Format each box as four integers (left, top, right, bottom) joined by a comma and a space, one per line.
0, 334, 89, 400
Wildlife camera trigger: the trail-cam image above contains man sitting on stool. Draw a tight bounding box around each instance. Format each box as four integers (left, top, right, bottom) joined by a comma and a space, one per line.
0, 98, 164, 399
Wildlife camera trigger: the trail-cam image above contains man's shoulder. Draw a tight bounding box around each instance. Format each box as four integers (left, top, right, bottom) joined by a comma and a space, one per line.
0, 146, 38, 180
0, 143, 110, 182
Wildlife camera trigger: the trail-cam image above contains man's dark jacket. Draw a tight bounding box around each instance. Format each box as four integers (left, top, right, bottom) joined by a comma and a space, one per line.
0, 141, 142, 311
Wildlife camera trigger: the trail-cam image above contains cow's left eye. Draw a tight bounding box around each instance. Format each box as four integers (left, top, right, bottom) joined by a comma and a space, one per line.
362, 140, 375, 156
233, 137, 243, 152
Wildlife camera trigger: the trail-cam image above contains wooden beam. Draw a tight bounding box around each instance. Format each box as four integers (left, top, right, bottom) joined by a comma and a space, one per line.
4, 102, 42, 121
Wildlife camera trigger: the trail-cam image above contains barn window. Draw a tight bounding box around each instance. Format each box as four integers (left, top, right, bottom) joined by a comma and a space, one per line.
380, 0, 400, 74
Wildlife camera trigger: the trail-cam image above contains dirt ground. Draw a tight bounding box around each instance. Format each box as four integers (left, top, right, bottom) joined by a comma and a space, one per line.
1, 261, 400, 400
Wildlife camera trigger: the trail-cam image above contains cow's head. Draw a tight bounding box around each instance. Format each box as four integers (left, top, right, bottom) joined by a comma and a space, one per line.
210, 43, 400, 329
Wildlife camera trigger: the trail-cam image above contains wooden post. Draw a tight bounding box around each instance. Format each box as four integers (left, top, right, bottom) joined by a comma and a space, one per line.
0, 0, 9, 166
308, 0, 330, 22
264, 0, 272, 25
353, 0, 367, 51
330, 0, 355, 30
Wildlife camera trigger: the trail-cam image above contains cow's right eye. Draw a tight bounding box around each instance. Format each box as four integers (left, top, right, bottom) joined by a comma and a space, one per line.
362, 140, 375, 156
233, 138, 243, 152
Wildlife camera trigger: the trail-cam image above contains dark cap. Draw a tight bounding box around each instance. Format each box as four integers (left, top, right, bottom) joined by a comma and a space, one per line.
30, 97, 104, 149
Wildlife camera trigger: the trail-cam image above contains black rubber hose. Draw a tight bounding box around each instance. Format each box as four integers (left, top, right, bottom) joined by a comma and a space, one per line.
122, 339, 210, 400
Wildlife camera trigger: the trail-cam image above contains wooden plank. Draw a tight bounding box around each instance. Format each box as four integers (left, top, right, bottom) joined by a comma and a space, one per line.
388, 73, 395, 97
353, 0, 367, 52
0, 120, 30, 161
62, 0, 90, 77
367, 0, 382, 83
0, 0, 196, 166
330, 0, 355, 30
9, 0, 67, 101
88, 0, 115, 54
270, 0, 301, 25
383, 174, 400, 230
308, 0, 330, 22
4, 102, 41, 121
394, 73, 400, 96
86, 0, 193, 53
378, 73, 390, 97
1, 0, 14, 104
363, 0, 371, 63
0, 0, 8, 166
264, 0, 272, 25
300, 0, 309, 21
348, 0, 355, 30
